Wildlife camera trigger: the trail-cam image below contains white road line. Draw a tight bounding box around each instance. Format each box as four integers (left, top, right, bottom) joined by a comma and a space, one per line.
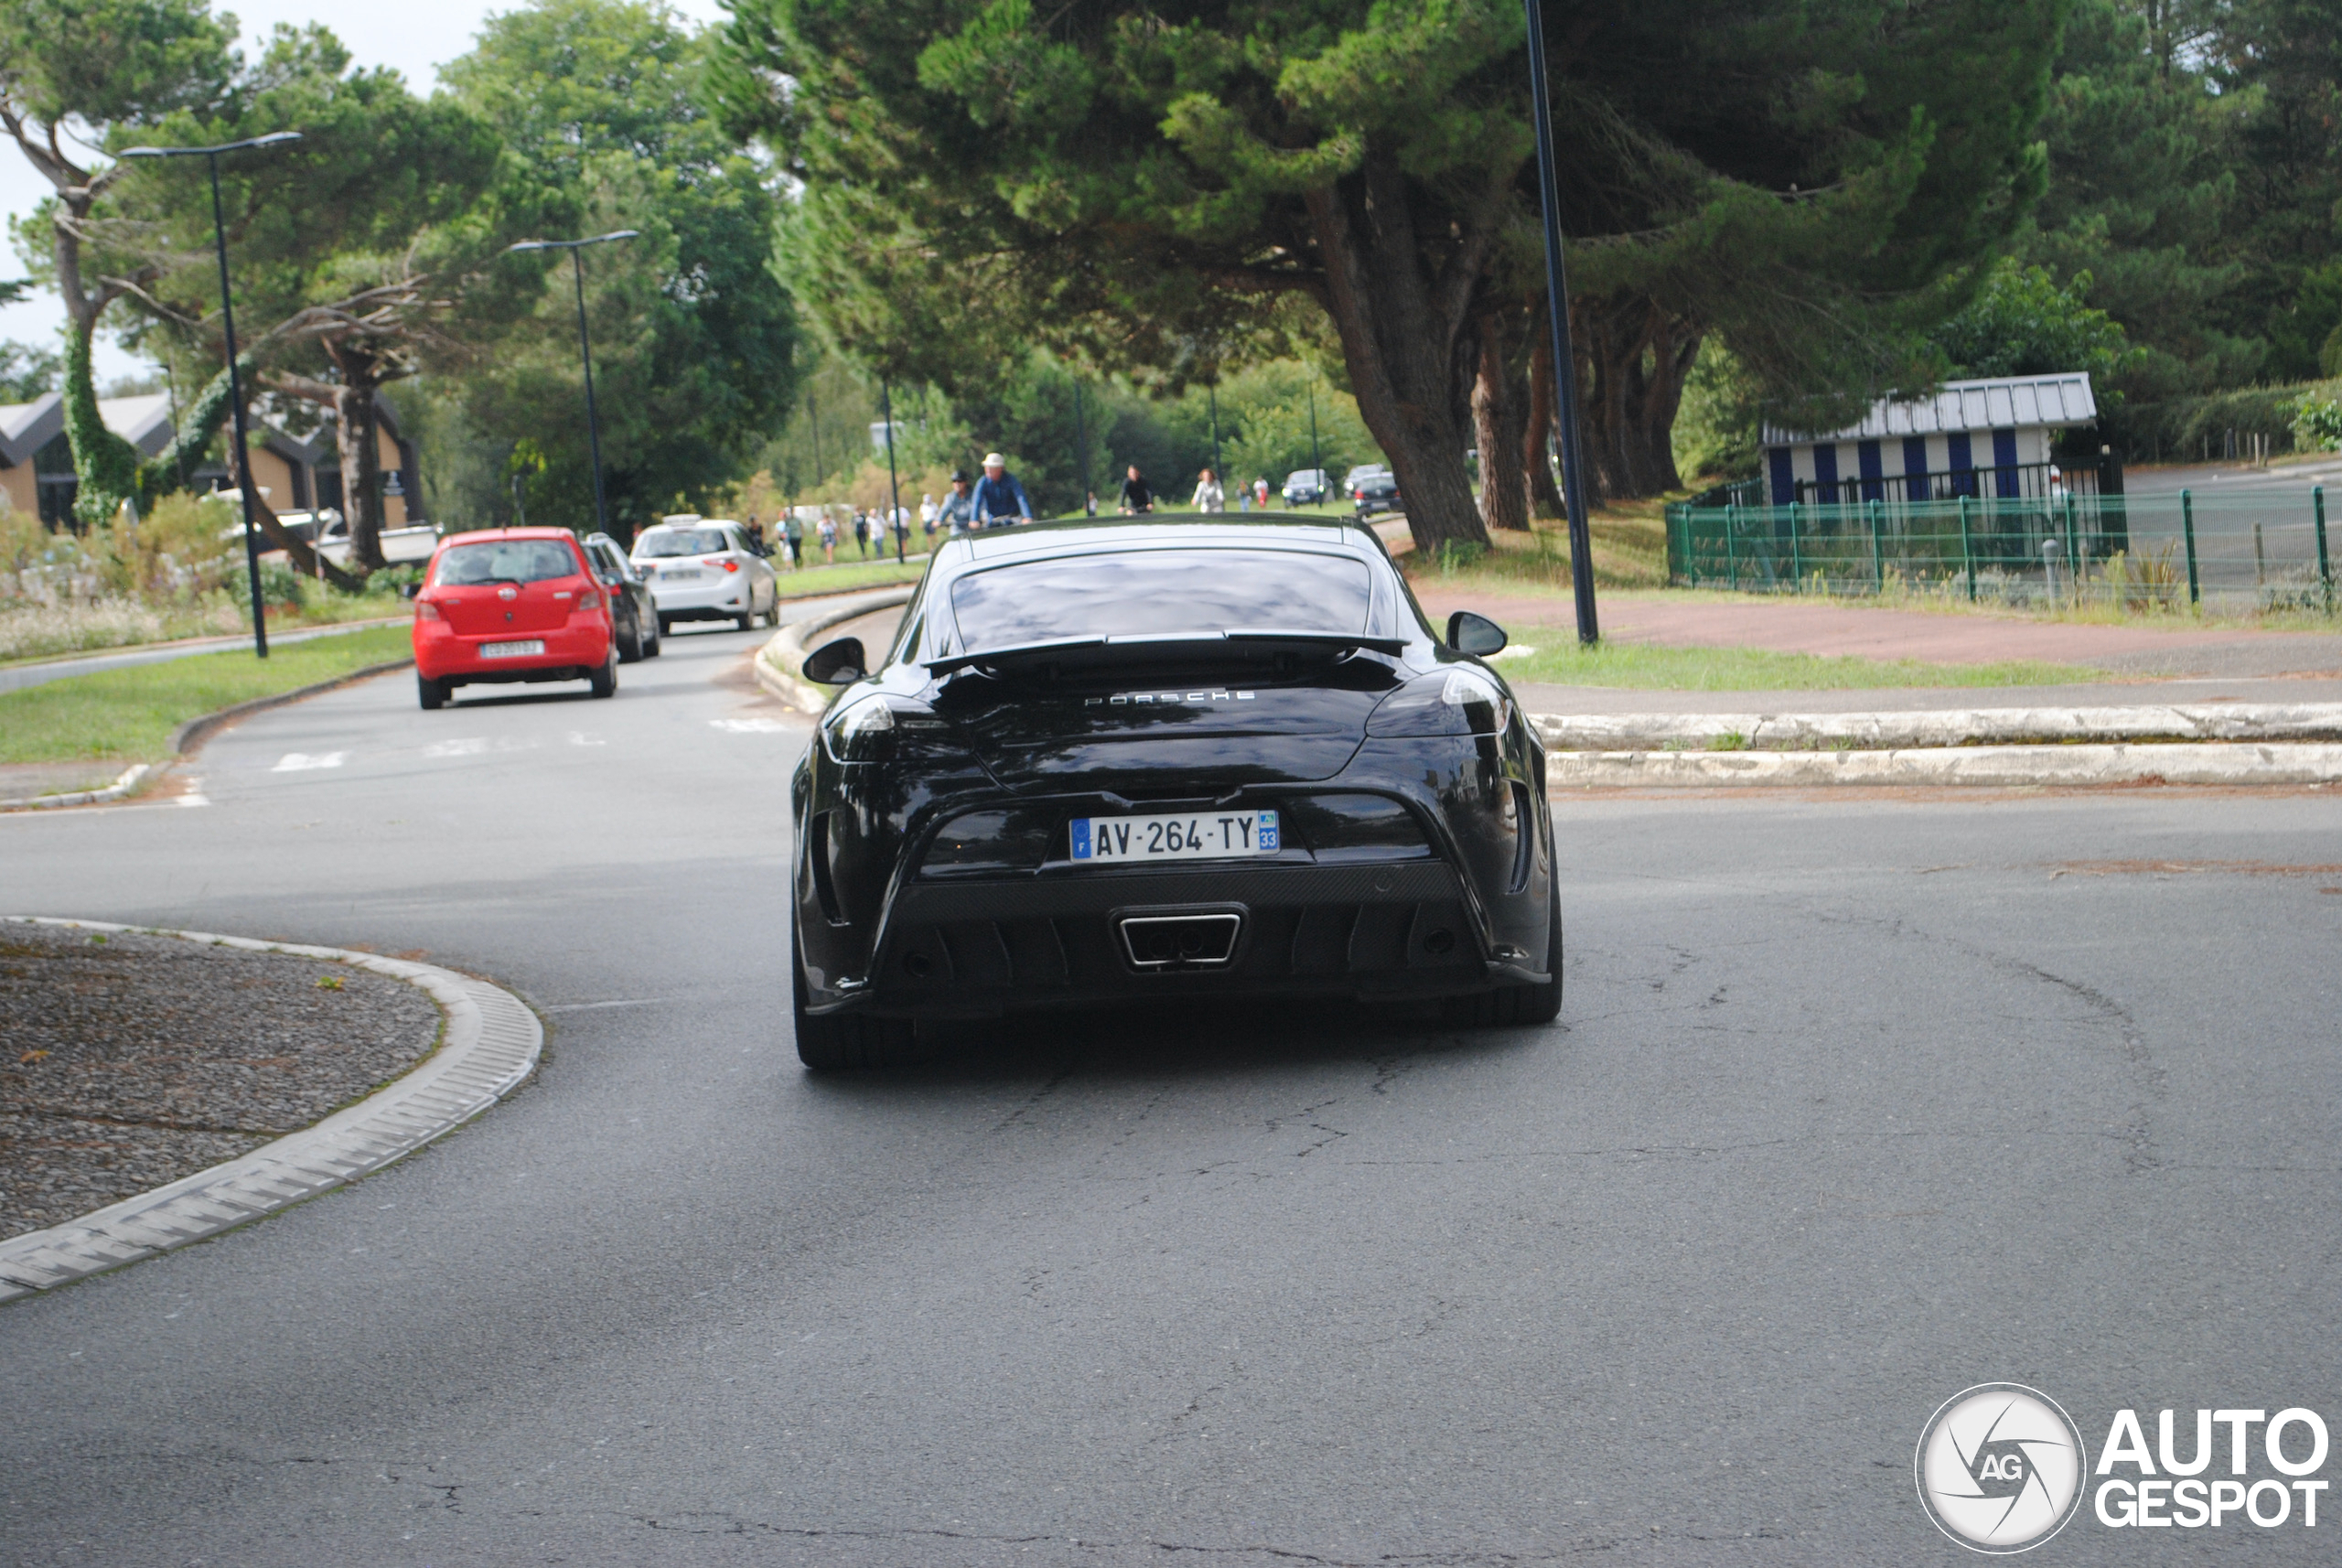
423, 737, 489, 757
566, 731, 607, 746
543, 997, 672, 1012
271, 752, 347, 772
710, 717, 795, 733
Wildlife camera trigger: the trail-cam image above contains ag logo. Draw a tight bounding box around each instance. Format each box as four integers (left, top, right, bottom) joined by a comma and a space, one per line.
1917, 1384, 2088, 1552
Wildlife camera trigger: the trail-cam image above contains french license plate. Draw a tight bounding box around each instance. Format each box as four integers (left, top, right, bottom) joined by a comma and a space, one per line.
661, 568, 704, 580
1072, 811, 1278, 864
479, 639, 544, 659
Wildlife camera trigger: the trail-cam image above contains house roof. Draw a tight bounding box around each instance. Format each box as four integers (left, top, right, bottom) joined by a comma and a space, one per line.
96, 393, 176, 457
1763, 372, 2098, 446
0, 391, 181, 466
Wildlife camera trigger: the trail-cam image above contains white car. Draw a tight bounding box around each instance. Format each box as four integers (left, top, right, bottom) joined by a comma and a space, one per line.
629, 517, 779, 634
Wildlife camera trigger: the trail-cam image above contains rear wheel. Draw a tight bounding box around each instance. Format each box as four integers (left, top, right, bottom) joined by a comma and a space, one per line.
417, 673, 447, 711
1445, 847, 1563, 1027
617, 608, 645, 663
657, 612, 675, 638
735, 602, 756, 632
793, 913, 921, 1069
587, 648, 618, 699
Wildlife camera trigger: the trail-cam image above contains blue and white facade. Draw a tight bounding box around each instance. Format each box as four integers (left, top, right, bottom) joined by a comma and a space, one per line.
1761, 373, 2098, 506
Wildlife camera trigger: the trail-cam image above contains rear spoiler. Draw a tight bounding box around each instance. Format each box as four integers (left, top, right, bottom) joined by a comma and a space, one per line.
925, 628, 1407, 675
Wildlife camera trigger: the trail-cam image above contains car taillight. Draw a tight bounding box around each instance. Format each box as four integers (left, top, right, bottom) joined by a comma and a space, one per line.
706, 556, 741, 573
577, 591, 599, 612
416, 599, 442, 620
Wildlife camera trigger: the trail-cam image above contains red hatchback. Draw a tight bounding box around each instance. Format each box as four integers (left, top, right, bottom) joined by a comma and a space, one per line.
412, 529, 619, 710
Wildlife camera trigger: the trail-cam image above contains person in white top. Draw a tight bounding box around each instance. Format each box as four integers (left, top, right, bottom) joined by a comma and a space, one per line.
919, 493, 940, 535
1192, 467, 1225, 512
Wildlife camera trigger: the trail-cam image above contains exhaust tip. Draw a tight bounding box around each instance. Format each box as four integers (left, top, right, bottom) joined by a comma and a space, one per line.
1118, 911, 1242, 970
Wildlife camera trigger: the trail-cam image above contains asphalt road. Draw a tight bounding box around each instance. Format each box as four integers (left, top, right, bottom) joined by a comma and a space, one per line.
2, 618, 2339, 1565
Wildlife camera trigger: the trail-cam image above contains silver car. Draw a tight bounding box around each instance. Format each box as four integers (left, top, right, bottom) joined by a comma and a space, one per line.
629, 517, 779, 634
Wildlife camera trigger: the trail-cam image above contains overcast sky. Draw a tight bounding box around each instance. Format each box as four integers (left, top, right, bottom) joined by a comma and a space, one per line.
2, 0, 729, 383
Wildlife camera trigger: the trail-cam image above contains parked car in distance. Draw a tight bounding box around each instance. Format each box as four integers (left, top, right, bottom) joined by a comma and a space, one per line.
584, 532, 660, 661
411, 528, 618, 710
224, 509, 440, 565
1342, 464, 1388, 493
1281, 468, 1330, 507
1350, 467, 1401, 519
629, 516, 779, 635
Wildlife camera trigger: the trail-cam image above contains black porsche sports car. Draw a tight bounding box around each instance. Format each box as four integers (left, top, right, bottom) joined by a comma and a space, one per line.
789, 515, 1559, 1068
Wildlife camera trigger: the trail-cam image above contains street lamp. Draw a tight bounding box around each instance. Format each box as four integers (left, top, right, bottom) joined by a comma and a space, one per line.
117, 130, 302, 659
506, 231, 639, 539
1519, 0, 1599, 644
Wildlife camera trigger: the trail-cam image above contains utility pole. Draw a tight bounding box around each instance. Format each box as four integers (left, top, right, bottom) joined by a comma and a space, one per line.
1520, 0, 1599, 644
1307, 381, 1322, 500
120, 130, 304, 658
882, 376, 903, 564
505, 231, 641, 540
1209, 383, 1222, 482
1073, 379, 1091, 516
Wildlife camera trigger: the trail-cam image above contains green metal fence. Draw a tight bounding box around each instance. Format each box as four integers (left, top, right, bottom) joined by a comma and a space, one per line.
1664, 485, 2337, 612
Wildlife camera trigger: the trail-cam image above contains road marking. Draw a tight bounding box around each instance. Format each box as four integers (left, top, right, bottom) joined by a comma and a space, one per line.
566, 731, 607, 746
271, 752, 346, 772
710, 717, 794, 733
424, 737, 489, 757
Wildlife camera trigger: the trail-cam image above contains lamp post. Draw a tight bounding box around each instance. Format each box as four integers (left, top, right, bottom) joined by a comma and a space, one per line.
1520, 0, 1599, 644
1307, 381, 1322, 502
117, 130, 302, 658
506, 231, 639, 540
880, 375, 904, 564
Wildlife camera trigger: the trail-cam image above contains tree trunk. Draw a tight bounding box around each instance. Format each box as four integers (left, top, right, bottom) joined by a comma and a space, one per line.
326, 349, 388, 572
1575, 293, 1703, 499
225, 400, 362, 590
1522, 312, 1565, 520
1471, 307, 1530, 532
1303, 156, 1490, 555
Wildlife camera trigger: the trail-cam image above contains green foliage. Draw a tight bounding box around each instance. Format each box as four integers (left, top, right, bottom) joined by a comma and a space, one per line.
1671, 340, 1764, 484
432, 0, 803, 537
0, 0, 231, 128
2292, 390, 2342, 453
1928, 257, 2143, 382
0, 339, 58, 400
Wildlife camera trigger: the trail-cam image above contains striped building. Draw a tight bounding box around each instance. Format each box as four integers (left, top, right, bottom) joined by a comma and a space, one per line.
1762, 372, 2098, 507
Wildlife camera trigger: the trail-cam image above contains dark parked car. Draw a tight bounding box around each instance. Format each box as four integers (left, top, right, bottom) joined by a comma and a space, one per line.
1282, 468, 1330, 507
584, 532, 661, 661
1350, 467, 1400, 518
788, 515, 1559, 1068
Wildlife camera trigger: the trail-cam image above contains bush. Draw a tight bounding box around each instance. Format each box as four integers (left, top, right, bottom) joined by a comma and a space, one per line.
2294, 392, 2342, 453
226, 558, 307, 613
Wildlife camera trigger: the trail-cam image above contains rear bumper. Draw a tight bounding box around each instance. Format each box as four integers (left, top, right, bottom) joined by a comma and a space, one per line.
642, 575, 751, 614
414, 619, 611, 683
812, 859, 1527, 1017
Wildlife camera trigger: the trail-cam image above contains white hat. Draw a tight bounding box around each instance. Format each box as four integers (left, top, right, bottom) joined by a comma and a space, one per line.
982, 452, 1005, 468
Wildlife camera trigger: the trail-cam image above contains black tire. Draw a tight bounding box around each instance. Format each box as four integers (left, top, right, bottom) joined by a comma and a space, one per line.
417, 673, 446, 711
1445, 846, 1563, 1027
793, 913, 921, 1069
645, 623, 661, 657
588, 648, 618, 699
735, 603, 756, 632
618, 608, 645, 663
658, 612, 675, 638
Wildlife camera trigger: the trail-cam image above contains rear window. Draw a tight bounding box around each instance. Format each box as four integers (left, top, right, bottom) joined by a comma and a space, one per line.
636, 529, 728, 557
434, 539, 581, 585
949, 548, 1374, 649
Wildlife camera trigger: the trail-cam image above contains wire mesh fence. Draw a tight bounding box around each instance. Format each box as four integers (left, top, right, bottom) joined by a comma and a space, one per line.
1664, 486, 2337, 614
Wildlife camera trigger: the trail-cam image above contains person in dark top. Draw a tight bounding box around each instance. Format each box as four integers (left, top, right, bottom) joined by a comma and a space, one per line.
1116, 465, 1154, 514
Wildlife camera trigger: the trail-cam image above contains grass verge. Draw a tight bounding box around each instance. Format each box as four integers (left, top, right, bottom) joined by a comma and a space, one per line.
0, 624, 414, 766
772, 557, 929, 599
1491, 639, 2100, 692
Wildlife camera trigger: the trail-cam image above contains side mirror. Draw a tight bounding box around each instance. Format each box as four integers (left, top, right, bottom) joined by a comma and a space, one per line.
802, 636, 866, 684
1445, 610, 1508, 657
400, 582, 422, 600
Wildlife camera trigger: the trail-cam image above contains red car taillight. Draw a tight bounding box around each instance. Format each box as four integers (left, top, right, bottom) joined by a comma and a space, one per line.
416, 599, 442, 620
576, 591, 600, 612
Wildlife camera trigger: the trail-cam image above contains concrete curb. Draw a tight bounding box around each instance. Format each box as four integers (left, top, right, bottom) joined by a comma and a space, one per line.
1, 655, 412, 814
0, 764, 152, 811
1531, 703, 2342, 752
167, 657, 414, 757
1546, 742, 2342, 789
0, 918, 542, 1304
754, 587, 917, 714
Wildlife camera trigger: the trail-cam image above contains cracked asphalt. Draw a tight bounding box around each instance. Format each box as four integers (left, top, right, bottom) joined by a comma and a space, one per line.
2, 613, 2339, 1565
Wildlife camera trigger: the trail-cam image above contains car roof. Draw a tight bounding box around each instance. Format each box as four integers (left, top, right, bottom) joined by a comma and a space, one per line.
957, 514, 1382, 564
439, 527, 583, 545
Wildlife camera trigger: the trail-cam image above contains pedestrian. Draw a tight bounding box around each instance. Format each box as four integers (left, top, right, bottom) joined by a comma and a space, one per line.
920, 492, 940, 537
1253, 476, 1270, 510
939, 470, 978, 535
968, 452, 1033, 527
1086, 490, 1099, 518
782, 509, 805, 569
853, 509, 871, 559
1192, 467, 1224, 513
1117, 465, 1153, 514
818, 511, 837, 564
